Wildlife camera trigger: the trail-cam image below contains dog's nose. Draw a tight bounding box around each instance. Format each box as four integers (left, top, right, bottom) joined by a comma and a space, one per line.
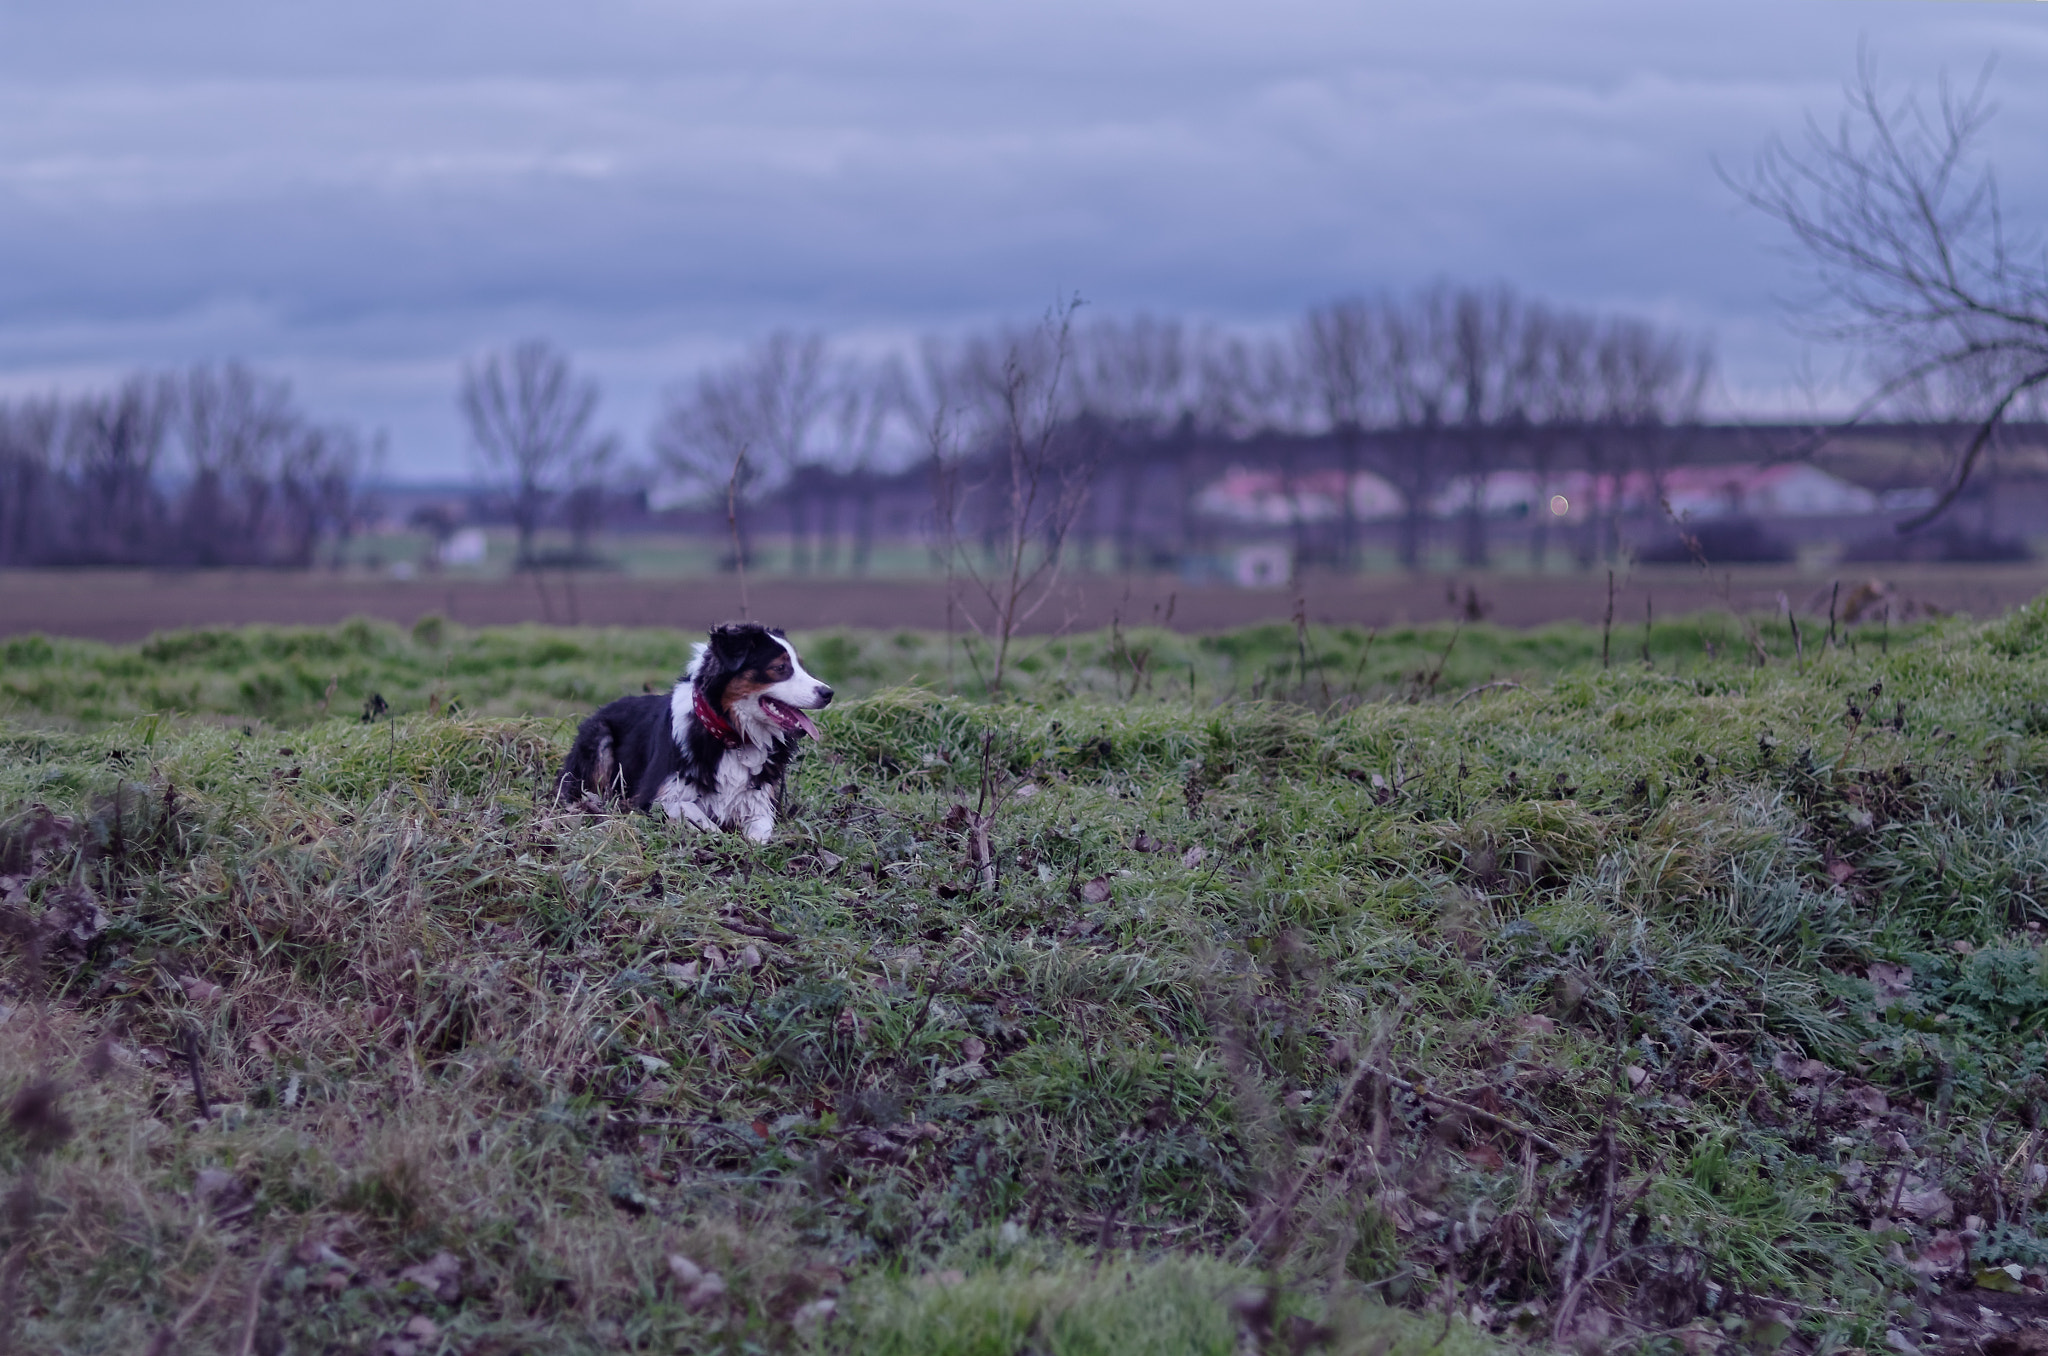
817, 685, 834, 706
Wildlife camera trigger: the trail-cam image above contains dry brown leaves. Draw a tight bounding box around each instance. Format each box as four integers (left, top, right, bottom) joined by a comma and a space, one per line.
665, 1253, 728, 1312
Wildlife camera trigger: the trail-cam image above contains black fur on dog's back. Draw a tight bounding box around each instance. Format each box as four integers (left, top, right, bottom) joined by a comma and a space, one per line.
555, 690, 798, 809
555, 694, 687, 811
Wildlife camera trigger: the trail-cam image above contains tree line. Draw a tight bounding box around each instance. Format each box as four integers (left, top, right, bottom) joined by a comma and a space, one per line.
628, 282, 1713, 575
511, 59, 2048, 578
1, 62, 2037, 576
0, 365, 371, 568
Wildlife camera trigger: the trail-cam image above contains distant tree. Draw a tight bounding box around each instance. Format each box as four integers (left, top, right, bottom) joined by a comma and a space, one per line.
61, 377, 174, 566
176, 363, 299, 565
1524, 306, 1595, 569
562, 435, 620, 563
1187, 333, 1302, 566
0, 366, 370, 570
652, 331, 828, 570
277, 423, 374, 568
824, 356, 898, 573
1734, 56, 2048, 528
1579, 317, 1711, 565
461, 340, 608, 567
1074, 314, 1196, 570
1300, 298, 1383, 570
1376, 293, 1457, 572
0, 398, 60, 566
896, 335, 984, 577
1195, 332, 1304, 438
1444, 285, 1533, 568
927, 298, 1101, 694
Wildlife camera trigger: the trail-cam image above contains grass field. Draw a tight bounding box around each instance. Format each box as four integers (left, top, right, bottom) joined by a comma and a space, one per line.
4, 606, 2048, 1353
5, 560, 2044, 645
0, 609, 1944, 729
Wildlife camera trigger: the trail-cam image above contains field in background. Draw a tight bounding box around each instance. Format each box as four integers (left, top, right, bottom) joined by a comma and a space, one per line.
343, 526, 2041, 586
0, 612, 1951, 729
1, 561, 2042, 644
5, 609, 2048, 1352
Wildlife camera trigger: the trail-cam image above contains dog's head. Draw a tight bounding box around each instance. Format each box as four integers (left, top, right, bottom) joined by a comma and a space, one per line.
684, 623, 833, 744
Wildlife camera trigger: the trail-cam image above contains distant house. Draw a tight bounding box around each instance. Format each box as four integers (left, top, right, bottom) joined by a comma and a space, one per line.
1194, 467, 1405, 524
1430, 463, 1878, 521
1662, 464, 1879, 517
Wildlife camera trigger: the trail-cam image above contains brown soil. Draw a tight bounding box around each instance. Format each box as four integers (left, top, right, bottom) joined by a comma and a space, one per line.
1, 564, 2043, 642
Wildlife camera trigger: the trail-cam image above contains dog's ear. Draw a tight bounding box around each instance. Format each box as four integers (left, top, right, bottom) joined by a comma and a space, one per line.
704, 623, 758, 673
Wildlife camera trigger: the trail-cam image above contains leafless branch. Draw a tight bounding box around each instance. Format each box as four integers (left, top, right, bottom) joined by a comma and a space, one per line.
1729, 51, 2048, 525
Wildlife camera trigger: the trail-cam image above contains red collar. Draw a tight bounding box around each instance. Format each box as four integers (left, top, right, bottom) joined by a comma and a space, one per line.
692, 688, 742, 748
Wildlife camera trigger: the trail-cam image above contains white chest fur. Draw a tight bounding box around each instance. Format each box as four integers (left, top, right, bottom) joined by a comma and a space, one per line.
653, 743, 780, 844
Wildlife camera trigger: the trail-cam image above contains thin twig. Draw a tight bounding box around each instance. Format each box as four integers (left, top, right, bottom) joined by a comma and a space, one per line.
717, 920, 797, 945
1380, 1071, 1569, 1158
179, 1025, 209, 1121
232, 1248, 281, 1356
1451, 680, 1524, 708
1554, 1242, 1715, 1339
1344, 627, 1379, 702
1591, 1124, 1618, 1281
1421, 622, 1463, 698
726, 447, 750, 619
1240, 1006, 1406, 1261
143, 1258, 227, 1356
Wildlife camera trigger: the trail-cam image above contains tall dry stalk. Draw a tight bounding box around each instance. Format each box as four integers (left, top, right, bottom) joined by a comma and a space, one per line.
927, 297, 1101, 695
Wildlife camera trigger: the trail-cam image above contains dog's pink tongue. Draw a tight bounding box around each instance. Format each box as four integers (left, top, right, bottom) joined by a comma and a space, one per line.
792, 708, 823, 740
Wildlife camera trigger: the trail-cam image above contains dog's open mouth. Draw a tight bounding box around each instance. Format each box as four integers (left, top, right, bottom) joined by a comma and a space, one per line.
760, 697, 823, 740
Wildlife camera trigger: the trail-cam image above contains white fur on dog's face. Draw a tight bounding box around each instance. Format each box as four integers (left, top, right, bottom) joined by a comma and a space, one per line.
728, 634, 833, 743
768, 634, 831, 709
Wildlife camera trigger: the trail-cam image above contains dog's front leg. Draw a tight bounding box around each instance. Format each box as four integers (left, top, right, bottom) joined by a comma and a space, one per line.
656, 778, 723, 834
733, 787, 777, 844
679, 802, 723, 834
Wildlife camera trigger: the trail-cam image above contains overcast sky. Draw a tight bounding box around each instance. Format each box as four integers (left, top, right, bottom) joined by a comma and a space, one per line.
1, 1, 2044, 479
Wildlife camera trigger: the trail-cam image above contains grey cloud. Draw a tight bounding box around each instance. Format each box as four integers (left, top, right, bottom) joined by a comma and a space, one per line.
0, 0, 2043, 474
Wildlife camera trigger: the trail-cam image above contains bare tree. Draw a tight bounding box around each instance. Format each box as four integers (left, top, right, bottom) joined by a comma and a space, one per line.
652, 331, 827, 570
0, 398, 60, 567
562, 435, 620, 563
1377, 294, 1457, 571
1192, 332, 1305, 568
177, 363, 299, 566
1577, 317, 1710, 564
461, 340, 607, 566
928, 298, 1099, 695
1299, 299, 1382, 571
61, 377, 174, 566
277, 423, 374, 568
1075, 313, 1197, 571
0, 367, 370, 570
1733, 55, 2048, 528
824, 356, 898, 573
897, 334, 981, 584
1444, 284, 1533, 568
1196, 331, 1305, 438
1525, 306, 1594, 569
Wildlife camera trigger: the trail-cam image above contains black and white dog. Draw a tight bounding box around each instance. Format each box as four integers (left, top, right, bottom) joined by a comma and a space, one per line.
554, 622, 833, 843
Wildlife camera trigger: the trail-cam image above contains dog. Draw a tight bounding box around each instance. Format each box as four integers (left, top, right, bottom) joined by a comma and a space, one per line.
554, 622, 833, 843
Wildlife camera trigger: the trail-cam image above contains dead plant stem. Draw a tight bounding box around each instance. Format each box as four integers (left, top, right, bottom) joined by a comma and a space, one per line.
726, 447, 751, 619
1379, 1071, 1567, 1158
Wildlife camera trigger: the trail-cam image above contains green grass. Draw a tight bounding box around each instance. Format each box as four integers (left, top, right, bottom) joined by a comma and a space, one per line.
0, 608, 1940, 729
1, 603, 2045, 1353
